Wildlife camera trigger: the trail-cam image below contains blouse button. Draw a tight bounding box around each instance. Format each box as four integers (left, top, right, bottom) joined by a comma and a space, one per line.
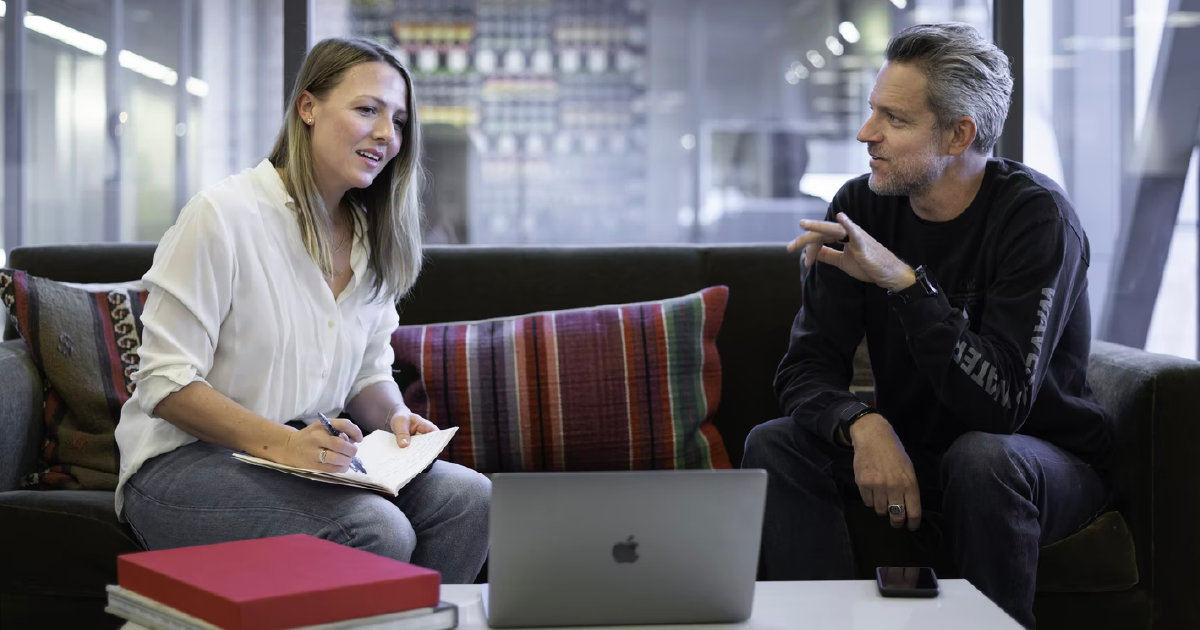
328, 320, 336, 328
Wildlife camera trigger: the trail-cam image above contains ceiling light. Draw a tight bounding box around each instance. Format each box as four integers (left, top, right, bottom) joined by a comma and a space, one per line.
2, 1, 207, 97
839, 21, 861, 44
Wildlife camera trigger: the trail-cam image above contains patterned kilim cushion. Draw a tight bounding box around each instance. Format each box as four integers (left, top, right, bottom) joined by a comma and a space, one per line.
0, 269, 147, 490
391, 287, 732, 473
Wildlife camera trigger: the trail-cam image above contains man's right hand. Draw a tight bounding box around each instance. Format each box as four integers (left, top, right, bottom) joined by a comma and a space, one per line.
848, 414, 922, 531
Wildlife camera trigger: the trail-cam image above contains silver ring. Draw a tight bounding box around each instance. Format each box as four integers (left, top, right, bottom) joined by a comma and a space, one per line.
318, 448, 327, 464
888, 504, 904, 517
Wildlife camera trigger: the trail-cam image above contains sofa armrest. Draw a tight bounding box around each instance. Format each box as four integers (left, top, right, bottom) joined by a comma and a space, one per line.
1087, 340, 1200, 628
0, 340, 42, 492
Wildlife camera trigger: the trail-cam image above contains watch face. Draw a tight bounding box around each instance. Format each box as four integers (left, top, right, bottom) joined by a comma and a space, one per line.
912, 266, 936, 296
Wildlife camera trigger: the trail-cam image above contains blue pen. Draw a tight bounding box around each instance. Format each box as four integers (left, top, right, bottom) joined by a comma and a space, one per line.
318, 413, 367, 474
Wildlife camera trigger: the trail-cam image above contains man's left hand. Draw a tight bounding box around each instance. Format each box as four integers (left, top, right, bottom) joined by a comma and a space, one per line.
788, 212, 915, 292
388, 408, 438, 448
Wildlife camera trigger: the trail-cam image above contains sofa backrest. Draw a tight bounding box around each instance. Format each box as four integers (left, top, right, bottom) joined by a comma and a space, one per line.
1086, 340, 1200, 612
4, 244, 157, 341
7, 243, 805, 466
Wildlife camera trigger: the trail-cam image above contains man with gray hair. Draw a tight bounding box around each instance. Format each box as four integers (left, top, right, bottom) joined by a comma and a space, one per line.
742, 23, 1111, 628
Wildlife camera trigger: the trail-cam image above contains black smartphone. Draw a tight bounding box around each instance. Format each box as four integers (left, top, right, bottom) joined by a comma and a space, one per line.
876, 566, 939, 598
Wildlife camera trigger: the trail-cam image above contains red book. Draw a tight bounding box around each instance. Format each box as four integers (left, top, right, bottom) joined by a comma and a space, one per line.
116, 534, 440, 630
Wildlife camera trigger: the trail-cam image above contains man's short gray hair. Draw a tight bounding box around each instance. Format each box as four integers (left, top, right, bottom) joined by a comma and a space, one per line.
885, 23, 1013, 154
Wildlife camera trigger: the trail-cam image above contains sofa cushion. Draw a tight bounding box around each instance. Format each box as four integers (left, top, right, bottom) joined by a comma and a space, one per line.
0, 270, 147, 490
1036, 511, 1138, 592
392, 287, 732, 472
0, 490, 142, 599
0, 340, 42, 492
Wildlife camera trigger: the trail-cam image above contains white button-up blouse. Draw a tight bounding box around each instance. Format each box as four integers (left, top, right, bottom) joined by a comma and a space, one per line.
114, 159, 400, 516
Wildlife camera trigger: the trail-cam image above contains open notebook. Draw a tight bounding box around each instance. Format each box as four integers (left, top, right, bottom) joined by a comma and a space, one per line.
233, 427, 458, 497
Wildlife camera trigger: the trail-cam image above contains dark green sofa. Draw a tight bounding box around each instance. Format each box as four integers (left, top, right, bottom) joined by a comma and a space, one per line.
1, 243, 1197, 629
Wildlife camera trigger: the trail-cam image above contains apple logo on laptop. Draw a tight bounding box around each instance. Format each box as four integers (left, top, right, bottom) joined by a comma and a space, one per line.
612, 536, 639, 563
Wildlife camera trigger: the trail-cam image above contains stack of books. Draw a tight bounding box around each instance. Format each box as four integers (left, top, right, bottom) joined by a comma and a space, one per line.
106, 534, 458, 630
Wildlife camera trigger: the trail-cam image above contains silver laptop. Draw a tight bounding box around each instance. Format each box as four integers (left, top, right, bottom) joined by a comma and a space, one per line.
482, 470, 767, 628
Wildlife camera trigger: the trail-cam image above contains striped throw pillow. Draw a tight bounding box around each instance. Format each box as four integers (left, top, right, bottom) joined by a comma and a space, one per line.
1, 269, 147, 490
391, 287, 732, 473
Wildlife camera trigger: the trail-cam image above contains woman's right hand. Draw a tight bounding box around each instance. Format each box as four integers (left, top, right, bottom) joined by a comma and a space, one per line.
281, 418, 362, 473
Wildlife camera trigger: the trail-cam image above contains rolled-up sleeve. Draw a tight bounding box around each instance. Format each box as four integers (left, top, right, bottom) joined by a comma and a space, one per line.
346, 298, 401, 405
132, 197, 235, 416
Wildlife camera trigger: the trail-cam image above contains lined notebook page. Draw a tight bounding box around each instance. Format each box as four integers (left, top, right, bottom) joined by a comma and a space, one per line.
352, 427, 460, 491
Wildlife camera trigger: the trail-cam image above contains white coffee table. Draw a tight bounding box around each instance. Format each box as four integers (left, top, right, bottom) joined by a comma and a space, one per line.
441, 580, 1023, 629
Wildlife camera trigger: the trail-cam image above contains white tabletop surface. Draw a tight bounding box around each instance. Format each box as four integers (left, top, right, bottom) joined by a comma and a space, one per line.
119, 580, 1021, 629
440, 580, 1023, 630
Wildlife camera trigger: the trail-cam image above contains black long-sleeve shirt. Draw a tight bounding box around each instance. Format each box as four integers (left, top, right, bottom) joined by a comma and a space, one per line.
776, 158, 1114, 468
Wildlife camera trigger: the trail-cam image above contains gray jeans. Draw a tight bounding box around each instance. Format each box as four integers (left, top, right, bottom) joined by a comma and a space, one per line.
122, 440, 491, 584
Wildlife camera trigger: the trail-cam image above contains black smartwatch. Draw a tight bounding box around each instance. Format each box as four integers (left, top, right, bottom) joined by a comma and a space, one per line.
888, 265, 938, 305
837, 401, 878, 446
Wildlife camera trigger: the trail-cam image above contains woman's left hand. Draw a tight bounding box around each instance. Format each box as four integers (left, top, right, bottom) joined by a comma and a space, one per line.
388, 408, 438, 448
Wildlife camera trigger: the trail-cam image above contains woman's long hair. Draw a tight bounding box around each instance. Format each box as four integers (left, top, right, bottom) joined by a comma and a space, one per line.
268, 37, 423, 302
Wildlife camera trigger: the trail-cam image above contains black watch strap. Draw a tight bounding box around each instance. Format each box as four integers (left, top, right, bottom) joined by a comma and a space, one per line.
888, 265, 938, 305
835, 400, 877, 445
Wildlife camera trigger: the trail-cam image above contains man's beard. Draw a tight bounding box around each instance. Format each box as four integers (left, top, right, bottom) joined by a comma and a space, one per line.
867, 151, 946, 197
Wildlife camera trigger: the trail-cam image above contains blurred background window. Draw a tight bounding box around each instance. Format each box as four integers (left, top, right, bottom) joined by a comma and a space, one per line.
1023, 0, 1197, 358
0, 0, 1194, 359
1, 0, 283, 249
315, 0, 991, 246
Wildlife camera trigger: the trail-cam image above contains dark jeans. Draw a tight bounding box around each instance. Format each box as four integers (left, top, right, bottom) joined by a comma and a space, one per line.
742, 417, 1108, 629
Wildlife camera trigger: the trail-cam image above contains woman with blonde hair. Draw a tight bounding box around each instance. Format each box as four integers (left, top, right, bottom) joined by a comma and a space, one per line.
114, 38, 490, 583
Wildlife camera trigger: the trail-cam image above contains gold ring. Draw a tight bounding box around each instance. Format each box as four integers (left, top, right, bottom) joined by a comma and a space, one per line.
318, 448, 327, 464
